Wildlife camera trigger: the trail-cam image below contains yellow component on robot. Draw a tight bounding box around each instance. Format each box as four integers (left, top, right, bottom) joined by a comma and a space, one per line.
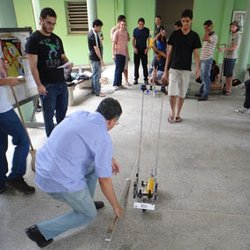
146, 177, 155, 194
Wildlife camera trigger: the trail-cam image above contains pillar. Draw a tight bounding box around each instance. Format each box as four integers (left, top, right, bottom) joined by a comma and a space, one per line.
236, 0, 250, 81
31, 0, 41, 30
87, 0, 97, 30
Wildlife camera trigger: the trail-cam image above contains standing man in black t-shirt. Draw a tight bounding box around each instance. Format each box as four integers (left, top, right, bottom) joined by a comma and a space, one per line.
25, 7, 71, 137
163, 9, 201, 123
132, 18, 150, 85
88, 19, 105, 97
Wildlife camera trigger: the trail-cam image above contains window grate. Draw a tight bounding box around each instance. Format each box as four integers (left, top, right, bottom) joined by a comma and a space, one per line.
65, 1, 89, 34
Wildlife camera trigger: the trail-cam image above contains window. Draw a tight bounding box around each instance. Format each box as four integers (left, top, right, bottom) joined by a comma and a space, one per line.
65, 1, 89, 34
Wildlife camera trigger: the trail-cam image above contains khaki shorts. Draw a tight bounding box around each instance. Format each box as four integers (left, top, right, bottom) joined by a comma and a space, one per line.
168, 69, 191, 98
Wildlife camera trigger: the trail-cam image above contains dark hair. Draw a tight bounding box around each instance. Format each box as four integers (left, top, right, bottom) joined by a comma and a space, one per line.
96, 98, 122, 120
117, 15, 126, 22
138, 17, 145, 24
230, 21, 240, 32
155, 15, 161, 19
92, 19, 103, 28
174, 20, 182, 27
181, 9, 193, 19
40, 7, 57, 19
204, 20, 213, 26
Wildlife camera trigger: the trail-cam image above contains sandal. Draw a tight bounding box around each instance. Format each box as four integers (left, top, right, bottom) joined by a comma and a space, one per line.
168, 115, 175, 124
175, 116, 182, 122
225, 91, 231, 96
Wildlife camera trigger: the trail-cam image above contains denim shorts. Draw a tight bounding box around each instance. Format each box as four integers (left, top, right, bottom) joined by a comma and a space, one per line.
223, 58, 236, 77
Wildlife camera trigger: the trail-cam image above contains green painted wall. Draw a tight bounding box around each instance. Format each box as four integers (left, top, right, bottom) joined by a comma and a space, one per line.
13, 0, 35, 30
0, 0, 18, 27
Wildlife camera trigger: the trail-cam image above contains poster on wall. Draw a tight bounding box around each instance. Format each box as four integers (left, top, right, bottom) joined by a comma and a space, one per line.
0, 27, 38, 105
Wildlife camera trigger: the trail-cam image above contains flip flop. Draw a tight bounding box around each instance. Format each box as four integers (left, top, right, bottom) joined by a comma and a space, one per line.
168, 115, 175, 124
175, 116, 182, 122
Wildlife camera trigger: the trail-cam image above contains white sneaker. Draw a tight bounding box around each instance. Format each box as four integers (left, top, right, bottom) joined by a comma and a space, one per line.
126, 82, 132, 86
234, 107, 249, 113
113, 86, 119, 91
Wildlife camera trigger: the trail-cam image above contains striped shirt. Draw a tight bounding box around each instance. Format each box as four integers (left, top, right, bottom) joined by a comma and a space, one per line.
200, 32, 217, 60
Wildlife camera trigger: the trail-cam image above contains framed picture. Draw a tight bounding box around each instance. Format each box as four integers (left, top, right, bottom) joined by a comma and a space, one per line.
232, 11, 246, 33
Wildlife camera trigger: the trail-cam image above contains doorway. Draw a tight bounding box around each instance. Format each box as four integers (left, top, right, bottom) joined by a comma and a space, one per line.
156, 0, 194, 37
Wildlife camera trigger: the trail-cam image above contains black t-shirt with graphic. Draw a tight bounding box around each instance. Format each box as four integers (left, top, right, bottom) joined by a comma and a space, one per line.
25, 31, 65, 85
168, 29, 201, 71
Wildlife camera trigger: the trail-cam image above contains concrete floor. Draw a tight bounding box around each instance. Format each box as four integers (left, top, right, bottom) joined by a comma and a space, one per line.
1, 64, 250, 250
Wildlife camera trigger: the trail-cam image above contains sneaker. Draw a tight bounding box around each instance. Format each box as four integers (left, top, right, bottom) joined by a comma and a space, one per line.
6, 178, 35, 194
234, 107, 250, 113
144, 80, 149, 85
0, 186, 7, 194
113, 86, 120, 91
133, 80, 138, 85
198, 96, 208, 101
25, 225, 53, 248
96, 93, 105, 97
119, 85, 127, 89
126, 82, 132, 86
94, 201, 104, 209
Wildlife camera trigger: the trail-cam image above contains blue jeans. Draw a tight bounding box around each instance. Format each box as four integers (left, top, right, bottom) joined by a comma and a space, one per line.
90, 60, 101, 95
113, 54, 125, 86
0, 109, 29, 188
37, 164, 98, 240
41, 82, 68, 137
199, 58, 213, 97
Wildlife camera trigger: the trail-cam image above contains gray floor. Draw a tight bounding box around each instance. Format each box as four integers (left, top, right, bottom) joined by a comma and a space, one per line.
1, 64, 250, 250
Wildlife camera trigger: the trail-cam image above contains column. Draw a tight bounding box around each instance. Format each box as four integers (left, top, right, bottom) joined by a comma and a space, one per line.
87, 0, 97, 30
236, 0, 250, 81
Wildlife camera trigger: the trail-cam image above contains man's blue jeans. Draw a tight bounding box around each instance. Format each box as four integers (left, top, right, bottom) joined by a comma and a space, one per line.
0, 109, 29, 188
113, 54, 125, 86
90, 60, 101, 95
37, 164, 98, 240
199, 58, 213, 97
41, 82, 68, 137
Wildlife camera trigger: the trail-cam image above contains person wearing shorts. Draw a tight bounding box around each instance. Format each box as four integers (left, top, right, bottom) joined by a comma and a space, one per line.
162, 9, 201, 123
219, 21, 241, 95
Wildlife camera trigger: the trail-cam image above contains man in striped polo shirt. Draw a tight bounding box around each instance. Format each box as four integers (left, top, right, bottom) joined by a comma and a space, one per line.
197, 20, 217, 101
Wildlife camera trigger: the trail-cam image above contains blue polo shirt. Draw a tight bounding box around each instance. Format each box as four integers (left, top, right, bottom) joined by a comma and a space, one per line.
35, 111, 113, 193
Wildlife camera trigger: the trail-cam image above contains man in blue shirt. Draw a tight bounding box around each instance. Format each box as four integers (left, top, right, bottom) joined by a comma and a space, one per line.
25, 98, 123, 248
132, 18, 150, 85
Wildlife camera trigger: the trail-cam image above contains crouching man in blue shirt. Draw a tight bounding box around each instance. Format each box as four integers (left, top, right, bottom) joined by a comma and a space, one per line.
25, 97, 123, 248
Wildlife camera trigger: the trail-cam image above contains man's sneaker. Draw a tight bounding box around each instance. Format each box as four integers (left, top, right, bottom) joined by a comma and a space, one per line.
26, 225, 53, 248
198, 96, 208, 101
144, 80, 149, 85
0, 186, 7, 194
119, 85, 127, 89
94, 201, 104, 209
113, 86, 120, 91
234, 107, 250, 114
133, 80, 138, 85
6, 178, 35, 194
